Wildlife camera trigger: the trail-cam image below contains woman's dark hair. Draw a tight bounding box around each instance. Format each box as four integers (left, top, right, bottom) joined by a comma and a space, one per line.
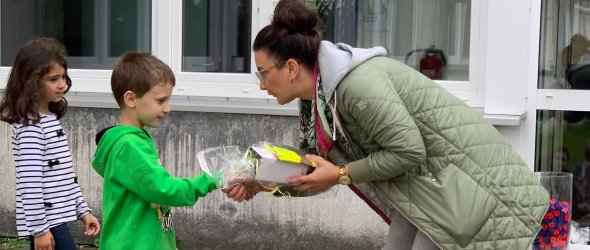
0, 37, 71, 126
253, 0, 322, 70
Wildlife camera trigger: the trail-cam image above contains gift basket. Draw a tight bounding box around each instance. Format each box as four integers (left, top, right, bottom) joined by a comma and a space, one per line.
196, 142, 317, 196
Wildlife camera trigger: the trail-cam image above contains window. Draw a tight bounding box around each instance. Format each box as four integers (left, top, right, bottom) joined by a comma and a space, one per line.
536, 110, 590, 226
304, 0, 471, 81
535, 0, 590, 227
182, 0, 251, 73
0, 0, 151, 69
0, 1, 537, 119
538, 0, 590, 90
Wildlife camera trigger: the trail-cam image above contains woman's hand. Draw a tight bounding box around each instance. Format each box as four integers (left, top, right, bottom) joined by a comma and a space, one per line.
34, 231, 54, 250
284, 155, 339, 193
81, 213, 101, 236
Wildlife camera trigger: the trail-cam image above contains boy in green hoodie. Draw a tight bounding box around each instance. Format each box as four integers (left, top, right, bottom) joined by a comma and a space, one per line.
92, 52, 250, 250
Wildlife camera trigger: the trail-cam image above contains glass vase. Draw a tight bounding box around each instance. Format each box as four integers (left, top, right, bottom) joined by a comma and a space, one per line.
533, 172, 573, 250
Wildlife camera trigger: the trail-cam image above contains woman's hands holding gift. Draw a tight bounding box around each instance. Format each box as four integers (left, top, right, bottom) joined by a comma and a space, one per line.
284, 155, 339, 193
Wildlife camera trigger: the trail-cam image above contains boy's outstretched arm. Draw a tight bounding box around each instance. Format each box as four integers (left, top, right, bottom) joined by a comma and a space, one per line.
109, 139, 217, 207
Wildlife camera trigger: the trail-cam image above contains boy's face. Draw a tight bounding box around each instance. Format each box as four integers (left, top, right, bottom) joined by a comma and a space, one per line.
131, 81, 173, 128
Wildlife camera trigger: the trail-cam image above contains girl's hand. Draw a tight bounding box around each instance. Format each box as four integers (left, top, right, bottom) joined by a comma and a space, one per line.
81, 213, 101, 236
34, 231, 54, 250
284, 155, 339, 193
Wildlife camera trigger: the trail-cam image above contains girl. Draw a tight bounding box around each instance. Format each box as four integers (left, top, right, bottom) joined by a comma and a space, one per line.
0, 38, 100, 250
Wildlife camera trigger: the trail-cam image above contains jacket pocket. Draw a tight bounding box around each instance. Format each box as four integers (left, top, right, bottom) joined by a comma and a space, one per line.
408, 163, 497, 247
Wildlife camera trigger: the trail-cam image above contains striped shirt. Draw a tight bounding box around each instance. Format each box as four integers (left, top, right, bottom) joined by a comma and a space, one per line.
12, 113, 91, 237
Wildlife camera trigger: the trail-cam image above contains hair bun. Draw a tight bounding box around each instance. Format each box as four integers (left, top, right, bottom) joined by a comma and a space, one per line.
272, 0, 320, 35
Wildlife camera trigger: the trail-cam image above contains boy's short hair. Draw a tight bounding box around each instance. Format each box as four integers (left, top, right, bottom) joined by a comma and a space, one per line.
111, 51, 175, 108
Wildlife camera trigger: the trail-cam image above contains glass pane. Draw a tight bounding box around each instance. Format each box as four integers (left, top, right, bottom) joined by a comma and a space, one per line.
304, 0, 471, 81
0, 0, 151, 69
536, 110, 590, 226
182, 0, 251, 73
539, 0, 590, 89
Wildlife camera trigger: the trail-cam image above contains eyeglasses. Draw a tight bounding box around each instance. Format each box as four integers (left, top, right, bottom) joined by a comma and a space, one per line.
255, 61, 287, 81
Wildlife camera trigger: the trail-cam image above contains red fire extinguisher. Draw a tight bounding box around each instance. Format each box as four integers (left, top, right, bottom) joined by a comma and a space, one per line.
405, 45, 447, 80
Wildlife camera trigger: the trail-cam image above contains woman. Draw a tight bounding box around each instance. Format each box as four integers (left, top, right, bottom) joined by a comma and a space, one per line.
248, 0, 549, 249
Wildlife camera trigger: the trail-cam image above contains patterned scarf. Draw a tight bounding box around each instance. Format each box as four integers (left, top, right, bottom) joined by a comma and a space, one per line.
299, 63, 334, 157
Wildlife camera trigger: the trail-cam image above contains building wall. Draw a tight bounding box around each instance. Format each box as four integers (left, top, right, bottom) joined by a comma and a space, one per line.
0, 107, 387, 249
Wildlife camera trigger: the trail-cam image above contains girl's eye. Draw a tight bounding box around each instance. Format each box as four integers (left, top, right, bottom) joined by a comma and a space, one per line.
46, 75, 66, 82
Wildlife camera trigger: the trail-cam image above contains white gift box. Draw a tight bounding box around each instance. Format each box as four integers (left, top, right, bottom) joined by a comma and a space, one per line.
250, 146, 310, 184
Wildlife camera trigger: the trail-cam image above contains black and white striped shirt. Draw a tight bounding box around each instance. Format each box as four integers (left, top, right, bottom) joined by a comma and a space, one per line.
12, 114, 91, 237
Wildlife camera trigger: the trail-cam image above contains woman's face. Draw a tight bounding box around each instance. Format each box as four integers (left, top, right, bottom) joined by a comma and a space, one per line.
254, 50, 296, 105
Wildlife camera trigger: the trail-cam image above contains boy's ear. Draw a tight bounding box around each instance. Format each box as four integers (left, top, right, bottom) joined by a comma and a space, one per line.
123, 91, 136, 109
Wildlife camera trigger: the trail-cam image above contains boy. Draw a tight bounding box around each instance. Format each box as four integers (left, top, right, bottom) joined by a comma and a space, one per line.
92, 52, 247, 249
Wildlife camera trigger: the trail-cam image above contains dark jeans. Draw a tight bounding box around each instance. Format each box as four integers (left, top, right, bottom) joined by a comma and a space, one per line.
29, 223, 77, 250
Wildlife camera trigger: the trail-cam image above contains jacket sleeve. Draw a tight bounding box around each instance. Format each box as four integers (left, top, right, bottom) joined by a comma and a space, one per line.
109, 138, 217, 207
14, 125, 50, 236
338, 73, 426, 183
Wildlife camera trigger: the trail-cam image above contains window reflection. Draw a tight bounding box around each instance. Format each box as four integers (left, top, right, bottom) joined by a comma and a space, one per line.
182, 0, 251, 73
304, 0, 471, 81
0, 0, 151, 69
537, 110, 590, 225
539, 0, 590, 89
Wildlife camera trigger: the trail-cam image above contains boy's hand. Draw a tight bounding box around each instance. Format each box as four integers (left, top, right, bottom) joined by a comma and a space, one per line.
223, 183, 255, 202
34, 231, 55, 250
81, 213, 101, 236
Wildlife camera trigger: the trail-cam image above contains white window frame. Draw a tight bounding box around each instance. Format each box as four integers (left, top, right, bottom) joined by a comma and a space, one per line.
0, 0, 535, 122
517, 0, 590, 168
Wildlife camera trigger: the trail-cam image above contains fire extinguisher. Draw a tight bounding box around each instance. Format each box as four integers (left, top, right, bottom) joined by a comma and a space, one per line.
405, 45, 447, 80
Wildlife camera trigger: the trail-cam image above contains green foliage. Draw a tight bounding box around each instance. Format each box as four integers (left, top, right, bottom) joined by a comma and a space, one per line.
0, 236, 28, 250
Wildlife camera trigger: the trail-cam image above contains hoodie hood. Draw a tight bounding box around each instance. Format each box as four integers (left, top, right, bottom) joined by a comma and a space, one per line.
92, 125, 151, 176
318, 41, 387, 101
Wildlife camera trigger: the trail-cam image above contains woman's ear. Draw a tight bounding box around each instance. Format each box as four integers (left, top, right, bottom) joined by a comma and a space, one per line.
287, 58, 299, 82
123, 91, 136, 109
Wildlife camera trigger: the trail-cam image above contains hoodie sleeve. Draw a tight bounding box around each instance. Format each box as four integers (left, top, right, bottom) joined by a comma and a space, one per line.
109, 137, 217, 207
338, 71, 426, 183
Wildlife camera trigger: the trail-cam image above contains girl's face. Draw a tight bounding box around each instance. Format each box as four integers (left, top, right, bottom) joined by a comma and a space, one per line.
254, 50, 296, 105
39, 62, 68, 113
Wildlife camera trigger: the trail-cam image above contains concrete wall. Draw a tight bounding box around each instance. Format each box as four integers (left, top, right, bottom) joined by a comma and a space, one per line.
0, 107, 387, 249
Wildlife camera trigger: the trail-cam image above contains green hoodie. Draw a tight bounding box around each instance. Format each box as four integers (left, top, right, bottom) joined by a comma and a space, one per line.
92, 125, 217, 250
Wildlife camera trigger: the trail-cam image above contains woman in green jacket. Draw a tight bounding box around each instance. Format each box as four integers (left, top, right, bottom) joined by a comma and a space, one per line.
248, 0, 550, 249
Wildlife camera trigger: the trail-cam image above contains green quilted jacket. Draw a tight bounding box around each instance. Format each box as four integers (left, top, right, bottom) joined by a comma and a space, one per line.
317, 41, 550, 249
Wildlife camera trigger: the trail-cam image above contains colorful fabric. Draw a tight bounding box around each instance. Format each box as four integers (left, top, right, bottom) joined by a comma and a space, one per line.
299, 63, 334, 156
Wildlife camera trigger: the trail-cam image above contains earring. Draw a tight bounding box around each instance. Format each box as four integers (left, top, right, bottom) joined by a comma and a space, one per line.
289, 77, 293, 83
